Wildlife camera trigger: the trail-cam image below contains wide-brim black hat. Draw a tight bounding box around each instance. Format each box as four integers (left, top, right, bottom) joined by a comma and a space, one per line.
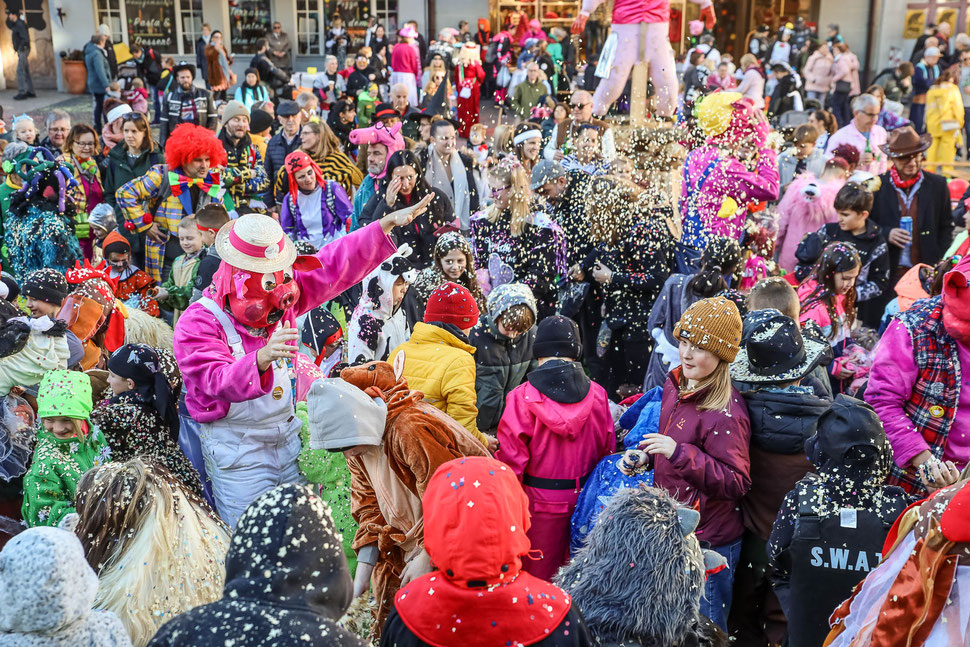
172, 61, 196, 78
730, 309, 828, 384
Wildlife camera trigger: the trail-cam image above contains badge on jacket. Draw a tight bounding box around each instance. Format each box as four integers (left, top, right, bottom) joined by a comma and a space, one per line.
929, 405, 945, 418
273, 386, 284, 400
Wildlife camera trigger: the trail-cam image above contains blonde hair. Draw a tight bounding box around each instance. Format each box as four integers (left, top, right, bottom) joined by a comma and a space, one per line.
492, 124, 514, 154
469, 123, 488, 139
679, 361, 733, 412
486, 162, 531, 236
74, 459, 230, 647
303, 120, 343, 161
740, 53, 759, 69
426, 58, 452, 96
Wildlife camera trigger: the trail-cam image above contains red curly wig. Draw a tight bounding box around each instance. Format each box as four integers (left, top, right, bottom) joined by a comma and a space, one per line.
164, 123, 228, 171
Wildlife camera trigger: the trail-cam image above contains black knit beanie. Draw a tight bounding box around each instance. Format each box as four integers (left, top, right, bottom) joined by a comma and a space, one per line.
534, 315, 583, 360
21, 268, 69, 305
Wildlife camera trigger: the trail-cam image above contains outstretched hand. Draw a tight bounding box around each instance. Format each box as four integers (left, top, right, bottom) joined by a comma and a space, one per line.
571, 11, 589, 35
380, 193, 434, 233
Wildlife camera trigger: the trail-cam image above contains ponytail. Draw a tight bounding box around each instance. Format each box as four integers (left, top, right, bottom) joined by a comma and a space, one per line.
687, 237, 742, 299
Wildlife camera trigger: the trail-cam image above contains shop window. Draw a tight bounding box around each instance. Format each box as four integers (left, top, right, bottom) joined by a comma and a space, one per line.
97, 0, 125, 44
180, 0, 204, 55
230, 0, 273, 55
297, 0, 324, 55
373, 0, 398, 35
125, 1, 178, 53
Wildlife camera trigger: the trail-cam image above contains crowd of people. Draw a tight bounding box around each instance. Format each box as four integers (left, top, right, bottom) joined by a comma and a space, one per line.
0, 7, 970, 647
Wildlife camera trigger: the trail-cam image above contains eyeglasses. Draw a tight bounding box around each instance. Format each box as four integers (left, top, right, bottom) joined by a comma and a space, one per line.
861, 111, 880, 117
74, 141, 96, 149
570, 103, 590, 110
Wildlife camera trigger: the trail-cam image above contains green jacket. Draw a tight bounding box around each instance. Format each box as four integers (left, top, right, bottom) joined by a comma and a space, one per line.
511, 79, 548, 120
296, 402, 358, 574
158, 252, 202, 314
23, 425, 110, 528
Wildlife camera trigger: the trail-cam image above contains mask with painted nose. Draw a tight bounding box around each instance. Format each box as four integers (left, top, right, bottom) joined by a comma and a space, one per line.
227, 267, 301, 328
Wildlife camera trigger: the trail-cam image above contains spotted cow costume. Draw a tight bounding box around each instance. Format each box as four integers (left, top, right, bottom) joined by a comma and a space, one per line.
347, 245, 417, 364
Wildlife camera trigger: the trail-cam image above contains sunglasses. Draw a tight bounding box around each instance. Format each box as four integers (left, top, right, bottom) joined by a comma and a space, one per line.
570, 103, 590, 109
121, 112, 143, 122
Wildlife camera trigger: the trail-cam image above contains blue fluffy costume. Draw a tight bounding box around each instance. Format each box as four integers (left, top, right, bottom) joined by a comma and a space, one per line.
4, 159, 83, 280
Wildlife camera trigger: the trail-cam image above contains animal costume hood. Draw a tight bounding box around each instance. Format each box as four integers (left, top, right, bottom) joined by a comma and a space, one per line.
348, 122, 406, 179
347, 244, 417, 363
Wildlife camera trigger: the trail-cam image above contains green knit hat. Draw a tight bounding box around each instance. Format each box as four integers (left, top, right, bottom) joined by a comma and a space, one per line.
38, 370, 93, 420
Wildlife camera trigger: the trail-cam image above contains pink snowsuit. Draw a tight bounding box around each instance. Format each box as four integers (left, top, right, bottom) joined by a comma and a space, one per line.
580, 0, 712, 116
495, 374, 615, 580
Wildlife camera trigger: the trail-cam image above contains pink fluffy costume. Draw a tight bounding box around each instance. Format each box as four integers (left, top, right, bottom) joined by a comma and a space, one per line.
680, 92, 780, 248
576, 0, 714, 117
173, 215, 396, 527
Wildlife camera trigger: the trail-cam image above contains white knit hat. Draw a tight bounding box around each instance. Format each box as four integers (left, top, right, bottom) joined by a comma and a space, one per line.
307, 378, 388, 450
105, 103, 132, 125
215, 214, 298, 274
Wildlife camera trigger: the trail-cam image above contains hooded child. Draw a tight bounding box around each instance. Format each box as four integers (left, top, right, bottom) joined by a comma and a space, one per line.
311, 361, 489, 639
0, 526, 132, 647
347, 244, 417, 364
75, 459, 229, 647
391, 282, 491, 448
470, 282, 537, 434
23, 370, 112, 527
91, 344, 203, 497
496, 315, 615, 580
620, 296, 751, 630
146, 483, 367, 647
406, 231, 487, 321
383, 456, 595, 647
280, 150, 353, 251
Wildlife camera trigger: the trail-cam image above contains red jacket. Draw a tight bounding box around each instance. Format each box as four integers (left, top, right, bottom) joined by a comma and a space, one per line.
653, 368, 752, 547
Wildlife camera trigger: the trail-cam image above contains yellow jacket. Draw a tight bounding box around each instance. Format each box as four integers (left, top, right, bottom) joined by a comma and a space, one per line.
390, 322, 487, 446
250, 133, 268, 161
926, 82, 965, 140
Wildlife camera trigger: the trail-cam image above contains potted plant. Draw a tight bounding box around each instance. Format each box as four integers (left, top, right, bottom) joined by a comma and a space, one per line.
60, 49, 87, 94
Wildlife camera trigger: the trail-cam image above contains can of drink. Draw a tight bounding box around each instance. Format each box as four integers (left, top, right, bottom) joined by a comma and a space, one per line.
900, 216, 913, 234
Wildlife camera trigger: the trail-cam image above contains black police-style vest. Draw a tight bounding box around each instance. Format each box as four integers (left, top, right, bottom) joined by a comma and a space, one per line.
786, 484, 900, 647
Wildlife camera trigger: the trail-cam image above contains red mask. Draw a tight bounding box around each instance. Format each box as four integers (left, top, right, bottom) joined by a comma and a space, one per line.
227, 268, 301, 328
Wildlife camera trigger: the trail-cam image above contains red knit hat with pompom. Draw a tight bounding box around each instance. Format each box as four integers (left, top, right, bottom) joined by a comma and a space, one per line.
424, 282, 480, 328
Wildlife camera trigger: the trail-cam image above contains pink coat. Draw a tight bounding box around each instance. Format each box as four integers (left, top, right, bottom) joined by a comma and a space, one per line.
802, 50, 833, 94
831, 52, 861, 95
174, 222, 397, 422
581, 0, 669, 24
775, 176, 839, 272
391, 42, 420, 76
495, 376, 614, 577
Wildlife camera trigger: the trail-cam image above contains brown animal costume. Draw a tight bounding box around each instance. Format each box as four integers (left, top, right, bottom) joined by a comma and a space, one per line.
310, 356, 487, 640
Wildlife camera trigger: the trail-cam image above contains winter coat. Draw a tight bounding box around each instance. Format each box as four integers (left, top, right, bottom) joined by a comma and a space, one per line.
359, 188, 454, 270
802, 49, 833, 94
797, 279, 850, 346
90, 392, 204, 497
776, 147, 826, 188
147, 484, 367, 647
470, 285, 537, 432
926, 81, 965, 138
796, 221, 891, 305
768, 72, 802, 119
84, 42, 111, 95
219, 131, 269, 210
652, 368, 752, 547
233, 83, 270, 110
158, 87, 217, 145
830, 52, 861, 95
0, 527, 132, 647
737, 67, 766, 110
22, 426, 111, 528
470, 208, 567, 319
390, 322, 486, 445
262, 127, 303, 208
511, 78, 548, 120
738, 387, 830, 540
175, 222, 397, 423
643, 274, 702, 391
102, 144, 163, 213
6, 17, 28, 52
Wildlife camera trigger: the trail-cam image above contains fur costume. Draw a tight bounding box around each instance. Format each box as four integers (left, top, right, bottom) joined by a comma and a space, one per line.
775, 176, 840, 273
0, 298, 70, 396
557, 486, 728, 647
825, 480, 970, 646
4, 160, 83, 280
332, 358, 489, 640
347, 245, 417, 364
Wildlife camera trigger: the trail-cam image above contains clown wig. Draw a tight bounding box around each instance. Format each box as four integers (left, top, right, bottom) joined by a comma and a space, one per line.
74, 459, 230, 647
164, 123, 227, 172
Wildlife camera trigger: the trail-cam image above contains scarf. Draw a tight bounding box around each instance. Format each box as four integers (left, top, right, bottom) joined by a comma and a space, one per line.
107, 343, 180, 439
74, 156, 100, 179
890, 166, 923, 211
426, 147, 470, 229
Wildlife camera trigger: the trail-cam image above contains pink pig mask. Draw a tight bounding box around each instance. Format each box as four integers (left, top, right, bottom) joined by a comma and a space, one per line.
349, 121, 406, 179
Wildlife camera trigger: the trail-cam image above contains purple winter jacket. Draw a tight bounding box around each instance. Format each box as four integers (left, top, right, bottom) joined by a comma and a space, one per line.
652, 368, 752, 547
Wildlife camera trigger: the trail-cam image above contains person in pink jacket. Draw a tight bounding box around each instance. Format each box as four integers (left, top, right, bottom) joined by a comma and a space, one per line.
802, 43, 833, 104
571, 0, 715, 117
173, 195, 433, 527
518, 19, 547, 47
495, 316, 614, 581
391, 27, 421, 106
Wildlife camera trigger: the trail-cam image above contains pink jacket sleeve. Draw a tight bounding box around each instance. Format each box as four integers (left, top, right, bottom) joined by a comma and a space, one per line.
592, 386, 618, 459
704, 149, 780, 238
173, 309, 274, 406
495, 388, 534, 480
294, 221, 398, 316
668, 406, 752, 500
865, 319, 927, 467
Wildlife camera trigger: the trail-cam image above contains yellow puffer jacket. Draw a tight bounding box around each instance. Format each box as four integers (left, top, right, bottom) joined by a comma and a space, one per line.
926, 82, 965, 142
390, 322, 487, 446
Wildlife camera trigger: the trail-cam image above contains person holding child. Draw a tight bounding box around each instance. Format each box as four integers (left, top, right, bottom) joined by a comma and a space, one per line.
23, 370, 111, 527
620, 295, 751, 631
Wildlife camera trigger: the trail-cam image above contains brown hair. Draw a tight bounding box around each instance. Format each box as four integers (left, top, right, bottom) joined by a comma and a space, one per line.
811, 109, 838, 135
120, 112, 155, 154
793, 123, 820, 144
498, 303, 536, 335
196, 204, 231, 230
936, 64, 961, 85
747, 277, 800, 319
64, 124, 101, 156
302, 121, 343, 161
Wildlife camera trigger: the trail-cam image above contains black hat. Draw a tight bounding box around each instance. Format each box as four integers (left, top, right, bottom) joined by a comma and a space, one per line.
731, 309, 828, 383
806, 394, 888, 472
0, 272, 19, 302
250, 108, 273, 134
374, 103, 399, 121
302, 305, 342, 356
534, 315, 582, 360
172, 61, 196, 79
21, 268, 69, 305
277, 100, 301, 116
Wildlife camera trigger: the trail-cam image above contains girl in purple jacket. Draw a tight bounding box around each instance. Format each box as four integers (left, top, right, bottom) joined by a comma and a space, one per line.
620, 296, 751, 631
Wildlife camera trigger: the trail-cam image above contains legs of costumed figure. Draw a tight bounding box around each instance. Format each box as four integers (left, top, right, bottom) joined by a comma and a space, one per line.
592, 23, 677, 117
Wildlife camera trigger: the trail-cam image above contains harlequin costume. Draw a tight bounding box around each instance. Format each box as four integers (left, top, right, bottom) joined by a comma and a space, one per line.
99, 231, 161, 317
309, 360, 488, 641
173, 213, 399, 528
680, 92, 780, 248
116, 124, 233, 281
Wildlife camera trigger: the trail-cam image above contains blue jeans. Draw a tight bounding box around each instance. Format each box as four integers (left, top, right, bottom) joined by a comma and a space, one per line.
178, 405, 216, 510
700, 537, 742, 631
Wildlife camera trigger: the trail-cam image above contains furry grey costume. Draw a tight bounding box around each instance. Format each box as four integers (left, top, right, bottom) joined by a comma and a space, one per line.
557, 487, 728, 647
